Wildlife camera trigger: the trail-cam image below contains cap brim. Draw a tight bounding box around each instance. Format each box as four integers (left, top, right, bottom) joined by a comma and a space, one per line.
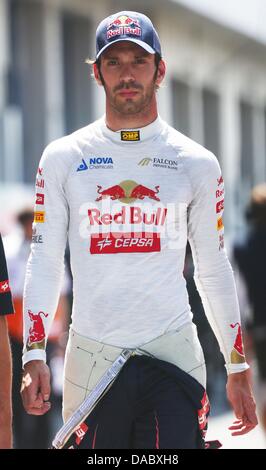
96, 38, 155, 59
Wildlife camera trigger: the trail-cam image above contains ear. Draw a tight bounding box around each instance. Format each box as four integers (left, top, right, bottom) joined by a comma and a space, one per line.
155, 59, 166, 87
93, 63, 103, 86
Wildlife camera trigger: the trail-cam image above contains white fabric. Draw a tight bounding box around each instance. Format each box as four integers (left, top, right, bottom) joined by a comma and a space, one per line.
63, 323, 206, 422
22, 116, 248, 374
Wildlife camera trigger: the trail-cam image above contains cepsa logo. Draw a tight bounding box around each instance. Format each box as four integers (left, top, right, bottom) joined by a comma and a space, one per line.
107, 15, 141, 40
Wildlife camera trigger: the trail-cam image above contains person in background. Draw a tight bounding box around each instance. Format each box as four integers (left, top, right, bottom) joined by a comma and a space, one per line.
0, 233, 15, 448
5, 209, 70, 448
234, 184, 266, 435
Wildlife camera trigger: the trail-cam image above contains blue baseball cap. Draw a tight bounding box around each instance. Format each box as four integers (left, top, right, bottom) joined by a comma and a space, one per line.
95, 11, 162, 60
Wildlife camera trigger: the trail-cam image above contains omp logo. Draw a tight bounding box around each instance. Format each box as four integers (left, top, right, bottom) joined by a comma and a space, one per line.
138, 158, 152, 166
121, 131, 140, 141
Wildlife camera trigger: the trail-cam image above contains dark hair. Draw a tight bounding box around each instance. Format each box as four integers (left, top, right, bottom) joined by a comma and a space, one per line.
17, 209, 34, 227
246, 184, 266, 227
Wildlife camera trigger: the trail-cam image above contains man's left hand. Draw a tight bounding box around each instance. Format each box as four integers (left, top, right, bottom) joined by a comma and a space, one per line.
226, 369, 258, 435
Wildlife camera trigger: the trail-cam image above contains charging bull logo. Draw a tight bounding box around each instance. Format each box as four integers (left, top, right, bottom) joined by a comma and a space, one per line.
26, 310, 48, 351
230, 322, 245, 364
96, 180, 160, 203
198, 391, 210, 437
106, 15, 142, 39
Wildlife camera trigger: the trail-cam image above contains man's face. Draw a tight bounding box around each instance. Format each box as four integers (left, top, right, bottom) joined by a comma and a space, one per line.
94, 41, 165, 116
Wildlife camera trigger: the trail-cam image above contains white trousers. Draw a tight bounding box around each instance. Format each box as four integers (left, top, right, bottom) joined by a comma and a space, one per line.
63, 322, 206, 422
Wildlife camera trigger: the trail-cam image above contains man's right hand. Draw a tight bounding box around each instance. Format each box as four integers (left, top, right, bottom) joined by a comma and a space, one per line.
21, 360, 51, 416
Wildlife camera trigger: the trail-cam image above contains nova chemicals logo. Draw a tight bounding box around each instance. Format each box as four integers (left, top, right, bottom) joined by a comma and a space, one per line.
77, 159, 88, 172
77, 157, 113, 171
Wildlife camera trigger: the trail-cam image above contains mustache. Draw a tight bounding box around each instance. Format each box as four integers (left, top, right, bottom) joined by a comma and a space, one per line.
114, 82, 143, 92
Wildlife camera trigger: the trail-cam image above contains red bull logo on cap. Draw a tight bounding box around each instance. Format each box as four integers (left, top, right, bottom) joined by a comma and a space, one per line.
106, 15, 141, 39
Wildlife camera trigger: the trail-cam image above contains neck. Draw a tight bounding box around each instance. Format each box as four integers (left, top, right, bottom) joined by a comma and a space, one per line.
105, 97, 159, 131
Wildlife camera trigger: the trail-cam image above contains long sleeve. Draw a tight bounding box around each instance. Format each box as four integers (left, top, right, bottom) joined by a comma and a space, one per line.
0, 234, 14, 316
187, 152, 249, 374
22, 144, 69, 366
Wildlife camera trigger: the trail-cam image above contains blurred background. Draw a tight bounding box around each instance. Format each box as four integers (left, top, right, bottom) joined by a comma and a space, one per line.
0, 0, 266, 448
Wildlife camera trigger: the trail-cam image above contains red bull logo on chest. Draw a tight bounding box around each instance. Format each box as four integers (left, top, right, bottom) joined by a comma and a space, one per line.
88, 180, 166, 254
95, 180, 160, 203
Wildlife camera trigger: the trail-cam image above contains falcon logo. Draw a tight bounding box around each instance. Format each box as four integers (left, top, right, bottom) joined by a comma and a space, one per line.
138, 158, 152, 166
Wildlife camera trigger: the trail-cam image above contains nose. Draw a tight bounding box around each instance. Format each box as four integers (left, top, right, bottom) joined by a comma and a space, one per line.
119, 63, 135, 84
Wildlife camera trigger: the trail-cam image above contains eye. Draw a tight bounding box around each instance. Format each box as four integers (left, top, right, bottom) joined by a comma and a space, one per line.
134, 58, 146, 64
107, 59, 119, 66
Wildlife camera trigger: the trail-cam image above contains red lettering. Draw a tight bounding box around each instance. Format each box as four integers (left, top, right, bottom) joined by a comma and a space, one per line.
130, 207, 142, 224
101, 214, 112, 225
113, 208, 126, 224
88, 209, 101, 225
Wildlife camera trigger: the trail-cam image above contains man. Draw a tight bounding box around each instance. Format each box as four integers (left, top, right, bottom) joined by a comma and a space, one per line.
234, 184, 266, 435
6, 209, 70, 448
0, 233, 14, 448
21, 11, 257, 448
